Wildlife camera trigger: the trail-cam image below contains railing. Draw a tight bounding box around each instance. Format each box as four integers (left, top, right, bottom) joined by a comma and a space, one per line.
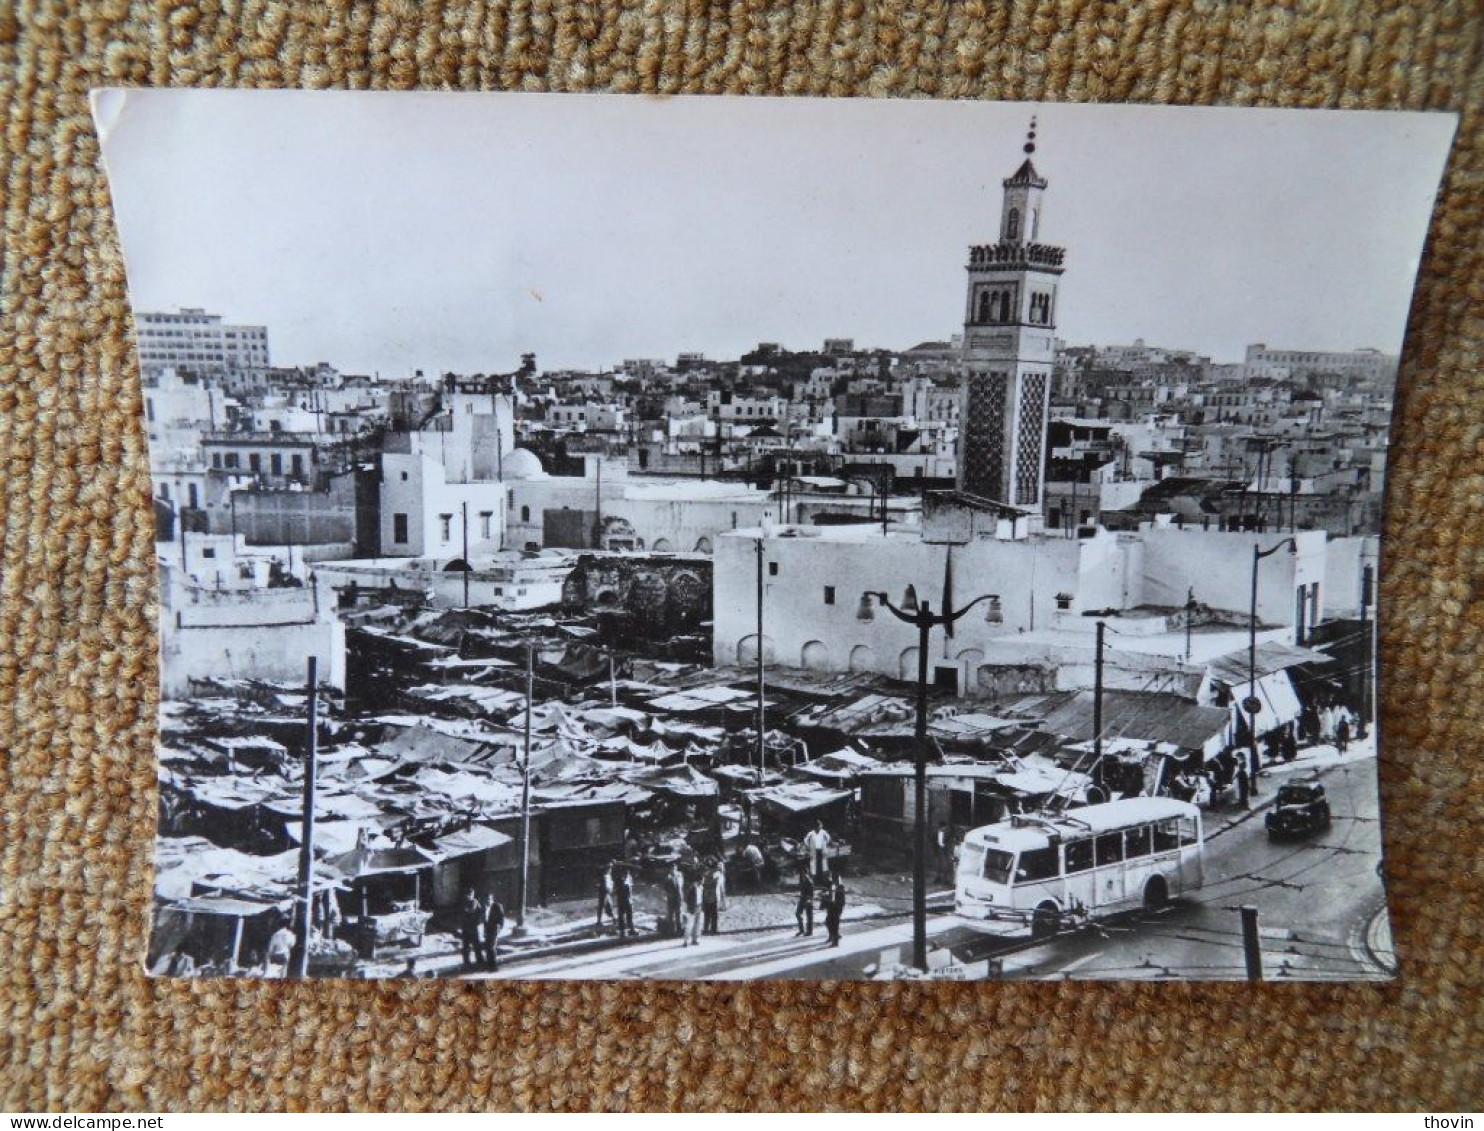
968, 242, 1066, 269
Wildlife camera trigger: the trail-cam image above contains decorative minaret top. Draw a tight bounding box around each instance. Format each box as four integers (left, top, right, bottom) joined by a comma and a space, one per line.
999, 118, 1049, 243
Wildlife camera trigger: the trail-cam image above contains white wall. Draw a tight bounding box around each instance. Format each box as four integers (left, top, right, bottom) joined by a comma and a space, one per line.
381, 453, 506, 559
1139, 525, 1326, 633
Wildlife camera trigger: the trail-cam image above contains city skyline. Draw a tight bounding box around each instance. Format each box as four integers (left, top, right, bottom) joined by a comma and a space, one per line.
98, 90, 1455, 375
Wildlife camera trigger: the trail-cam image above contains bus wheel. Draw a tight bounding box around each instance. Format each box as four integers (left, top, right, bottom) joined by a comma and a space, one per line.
1031, 902, 1060, 939
1143, 875, 1169, 910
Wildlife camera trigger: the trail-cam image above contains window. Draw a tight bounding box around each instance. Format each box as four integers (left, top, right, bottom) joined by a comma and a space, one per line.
520, 505, 530, 523
1095, 832, 1124, 867
291, 454, 303, 476
824, 586, 835, 605
270, 454, 282, 476
1152, 820, 1181, 853
401, 471, 409, 482
1178, 816, 1200, 846
438, 514, 453, 542
768, 562, 778, 577
979, 849, 1015, 885
249, 453, 261, 473
393, 513, 408, 544
187, 484, 198, 509
225, 453, 239, 469
1015, 846, 1059, 884
201, 547, 215, 559
1064, 839, 1093, 874
480, 511, 493, 539
977, 291, 992, 324
1006, 207, 1020, 240
1124, 825, 1153, 858
159, 483, 170, 501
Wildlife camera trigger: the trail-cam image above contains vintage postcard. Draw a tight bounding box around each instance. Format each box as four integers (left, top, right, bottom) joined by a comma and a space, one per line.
93, 90, 1454, 981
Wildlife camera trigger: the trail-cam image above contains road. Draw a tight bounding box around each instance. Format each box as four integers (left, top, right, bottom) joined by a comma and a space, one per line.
480, 753, 1394, 982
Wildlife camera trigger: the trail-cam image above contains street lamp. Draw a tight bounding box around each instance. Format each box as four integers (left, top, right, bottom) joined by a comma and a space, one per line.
1249, 538, 1297, 795
858, 585, 1002, 972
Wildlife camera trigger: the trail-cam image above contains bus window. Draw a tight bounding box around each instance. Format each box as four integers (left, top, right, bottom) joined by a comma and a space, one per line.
1015, 846, 1059, 884
981, 848, 1016, 884
1124, 825, 1153, 858
1152, 820, 1181, 853
1095, 832, 1124, 867
1064, 839, 1093, 873
1178, 816, 1200, 846
958, 843, 986, 879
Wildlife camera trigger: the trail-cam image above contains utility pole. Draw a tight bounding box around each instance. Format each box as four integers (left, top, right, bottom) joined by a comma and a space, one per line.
1093, 620, 1106, 771
516, 641, 533, 930
858, 586, 1001, 972
755, 534, 766, 787
290, 655, 319, 979
1358, 563, 1374, 740
1241, 905, 1263, 980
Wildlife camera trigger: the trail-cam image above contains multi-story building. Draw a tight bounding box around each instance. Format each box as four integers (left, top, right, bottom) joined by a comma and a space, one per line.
135, 308, 270, 376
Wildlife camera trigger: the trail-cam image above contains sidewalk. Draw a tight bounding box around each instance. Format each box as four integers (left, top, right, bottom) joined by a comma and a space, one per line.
1204, 735, 1376, 839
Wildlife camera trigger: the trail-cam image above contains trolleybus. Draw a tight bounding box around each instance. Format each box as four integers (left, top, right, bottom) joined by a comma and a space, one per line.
954, 796, 1204, 937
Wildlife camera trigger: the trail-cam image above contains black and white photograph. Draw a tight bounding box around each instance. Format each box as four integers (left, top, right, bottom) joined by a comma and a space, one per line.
94, 89, 1454, 982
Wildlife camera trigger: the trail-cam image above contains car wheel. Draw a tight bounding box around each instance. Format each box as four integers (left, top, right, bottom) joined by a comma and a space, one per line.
1144, 875, 1169, 910
1031, 902, 1060, 939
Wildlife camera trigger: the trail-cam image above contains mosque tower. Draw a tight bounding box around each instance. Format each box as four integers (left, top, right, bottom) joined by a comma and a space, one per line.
957, 118, 1065, 509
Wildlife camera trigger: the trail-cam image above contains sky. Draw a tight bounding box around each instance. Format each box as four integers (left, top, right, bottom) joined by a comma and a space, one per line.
95, 90, 1456, 376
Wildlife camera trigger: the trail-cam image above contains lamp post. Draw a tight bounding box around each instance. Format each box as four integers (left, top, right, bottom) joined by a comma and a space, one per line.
858, 584, 1003, 971
755, 533, 766, 787
1249, 538, 1298, 792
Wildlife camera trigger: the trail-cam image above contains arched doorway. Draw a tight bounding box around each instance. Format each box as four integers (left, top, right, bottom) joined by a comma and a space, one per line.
801, 640, 830, 671
651, 538, 674, 553
899, 647, 920, 681
693, 536, 713, 554
848, 644, 876, 673
737, 634, 776, 666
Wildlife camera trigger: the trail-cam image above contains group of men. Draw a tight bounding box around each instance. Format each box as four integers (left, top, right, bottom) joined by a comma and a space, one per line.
458, 888, 506, 972
794, 867, 848, 947
661, 858, 728, 947
595, 860, 637, 937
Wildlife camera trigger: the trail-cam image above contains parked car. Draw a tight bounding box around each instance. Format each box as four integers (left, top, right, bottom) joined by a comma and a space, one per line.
1265, 781, 1332, 837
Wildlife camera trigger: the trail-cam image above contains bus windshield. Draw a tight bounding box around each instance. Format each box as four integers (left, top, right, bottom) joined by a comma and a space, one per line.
980, 848, 1015, 885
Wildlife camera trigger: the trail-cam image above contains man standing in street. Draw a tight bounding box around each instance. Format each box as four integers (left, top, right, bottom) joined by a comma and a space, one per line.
481, 892, 505, 972
614, 862, 635, 938
595, 862, 616, 933
459, 888, 484, 971
664, 863, 684, 937
702, 858, 727, 936
680, 867, 704, 947
803, 819, 832, 880
822, 871, 846, 948
794, 867, 815, 937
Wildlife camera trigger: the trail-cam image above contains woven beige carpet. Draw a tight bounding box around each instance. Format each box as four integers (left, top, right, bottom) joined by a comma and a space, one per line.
1, 0, 1480, 1112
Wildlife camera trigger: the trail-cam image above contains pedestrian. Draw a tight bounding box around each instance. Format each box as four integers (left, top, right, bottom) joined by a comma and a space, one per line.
823, 871, 846, 947
794, 867, 815, 937
936, 822, 954, 883
681, 867, 704, 947
1336, 713, 1351, 754
739, 841, 765, 889
459, 888, 484, 970
702, 858, 727, 936
158, 943, 195, 977
803, 819, 832, 880
596, 862, 616, 932
664, 864, 684, 937
614, 863, 635, 938
265, 916, 296, 978
481, 892, 505, 971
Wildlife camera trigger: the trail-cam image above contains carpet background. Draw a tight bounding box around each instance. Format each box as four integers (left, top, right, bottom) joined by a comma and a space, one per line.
1, 0, 1480, 1112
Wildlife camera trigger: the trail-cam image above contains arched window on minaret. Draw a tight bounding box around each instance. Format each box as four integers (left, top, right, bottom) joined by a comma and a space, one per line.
1030, 208, 1039, 240
1006, 208, 1021, 241
978, 290, 992, 324
999, 291, 1012, 323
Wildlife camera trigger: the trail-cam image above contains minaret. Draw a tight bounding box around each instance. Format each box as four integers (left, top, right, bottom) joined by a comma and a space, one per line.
958, 118, 1065, 509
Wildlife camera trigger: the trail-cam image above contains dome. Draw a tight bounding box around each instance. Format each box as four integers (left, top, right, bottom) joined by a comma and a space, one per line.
502, 447, 545, 480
